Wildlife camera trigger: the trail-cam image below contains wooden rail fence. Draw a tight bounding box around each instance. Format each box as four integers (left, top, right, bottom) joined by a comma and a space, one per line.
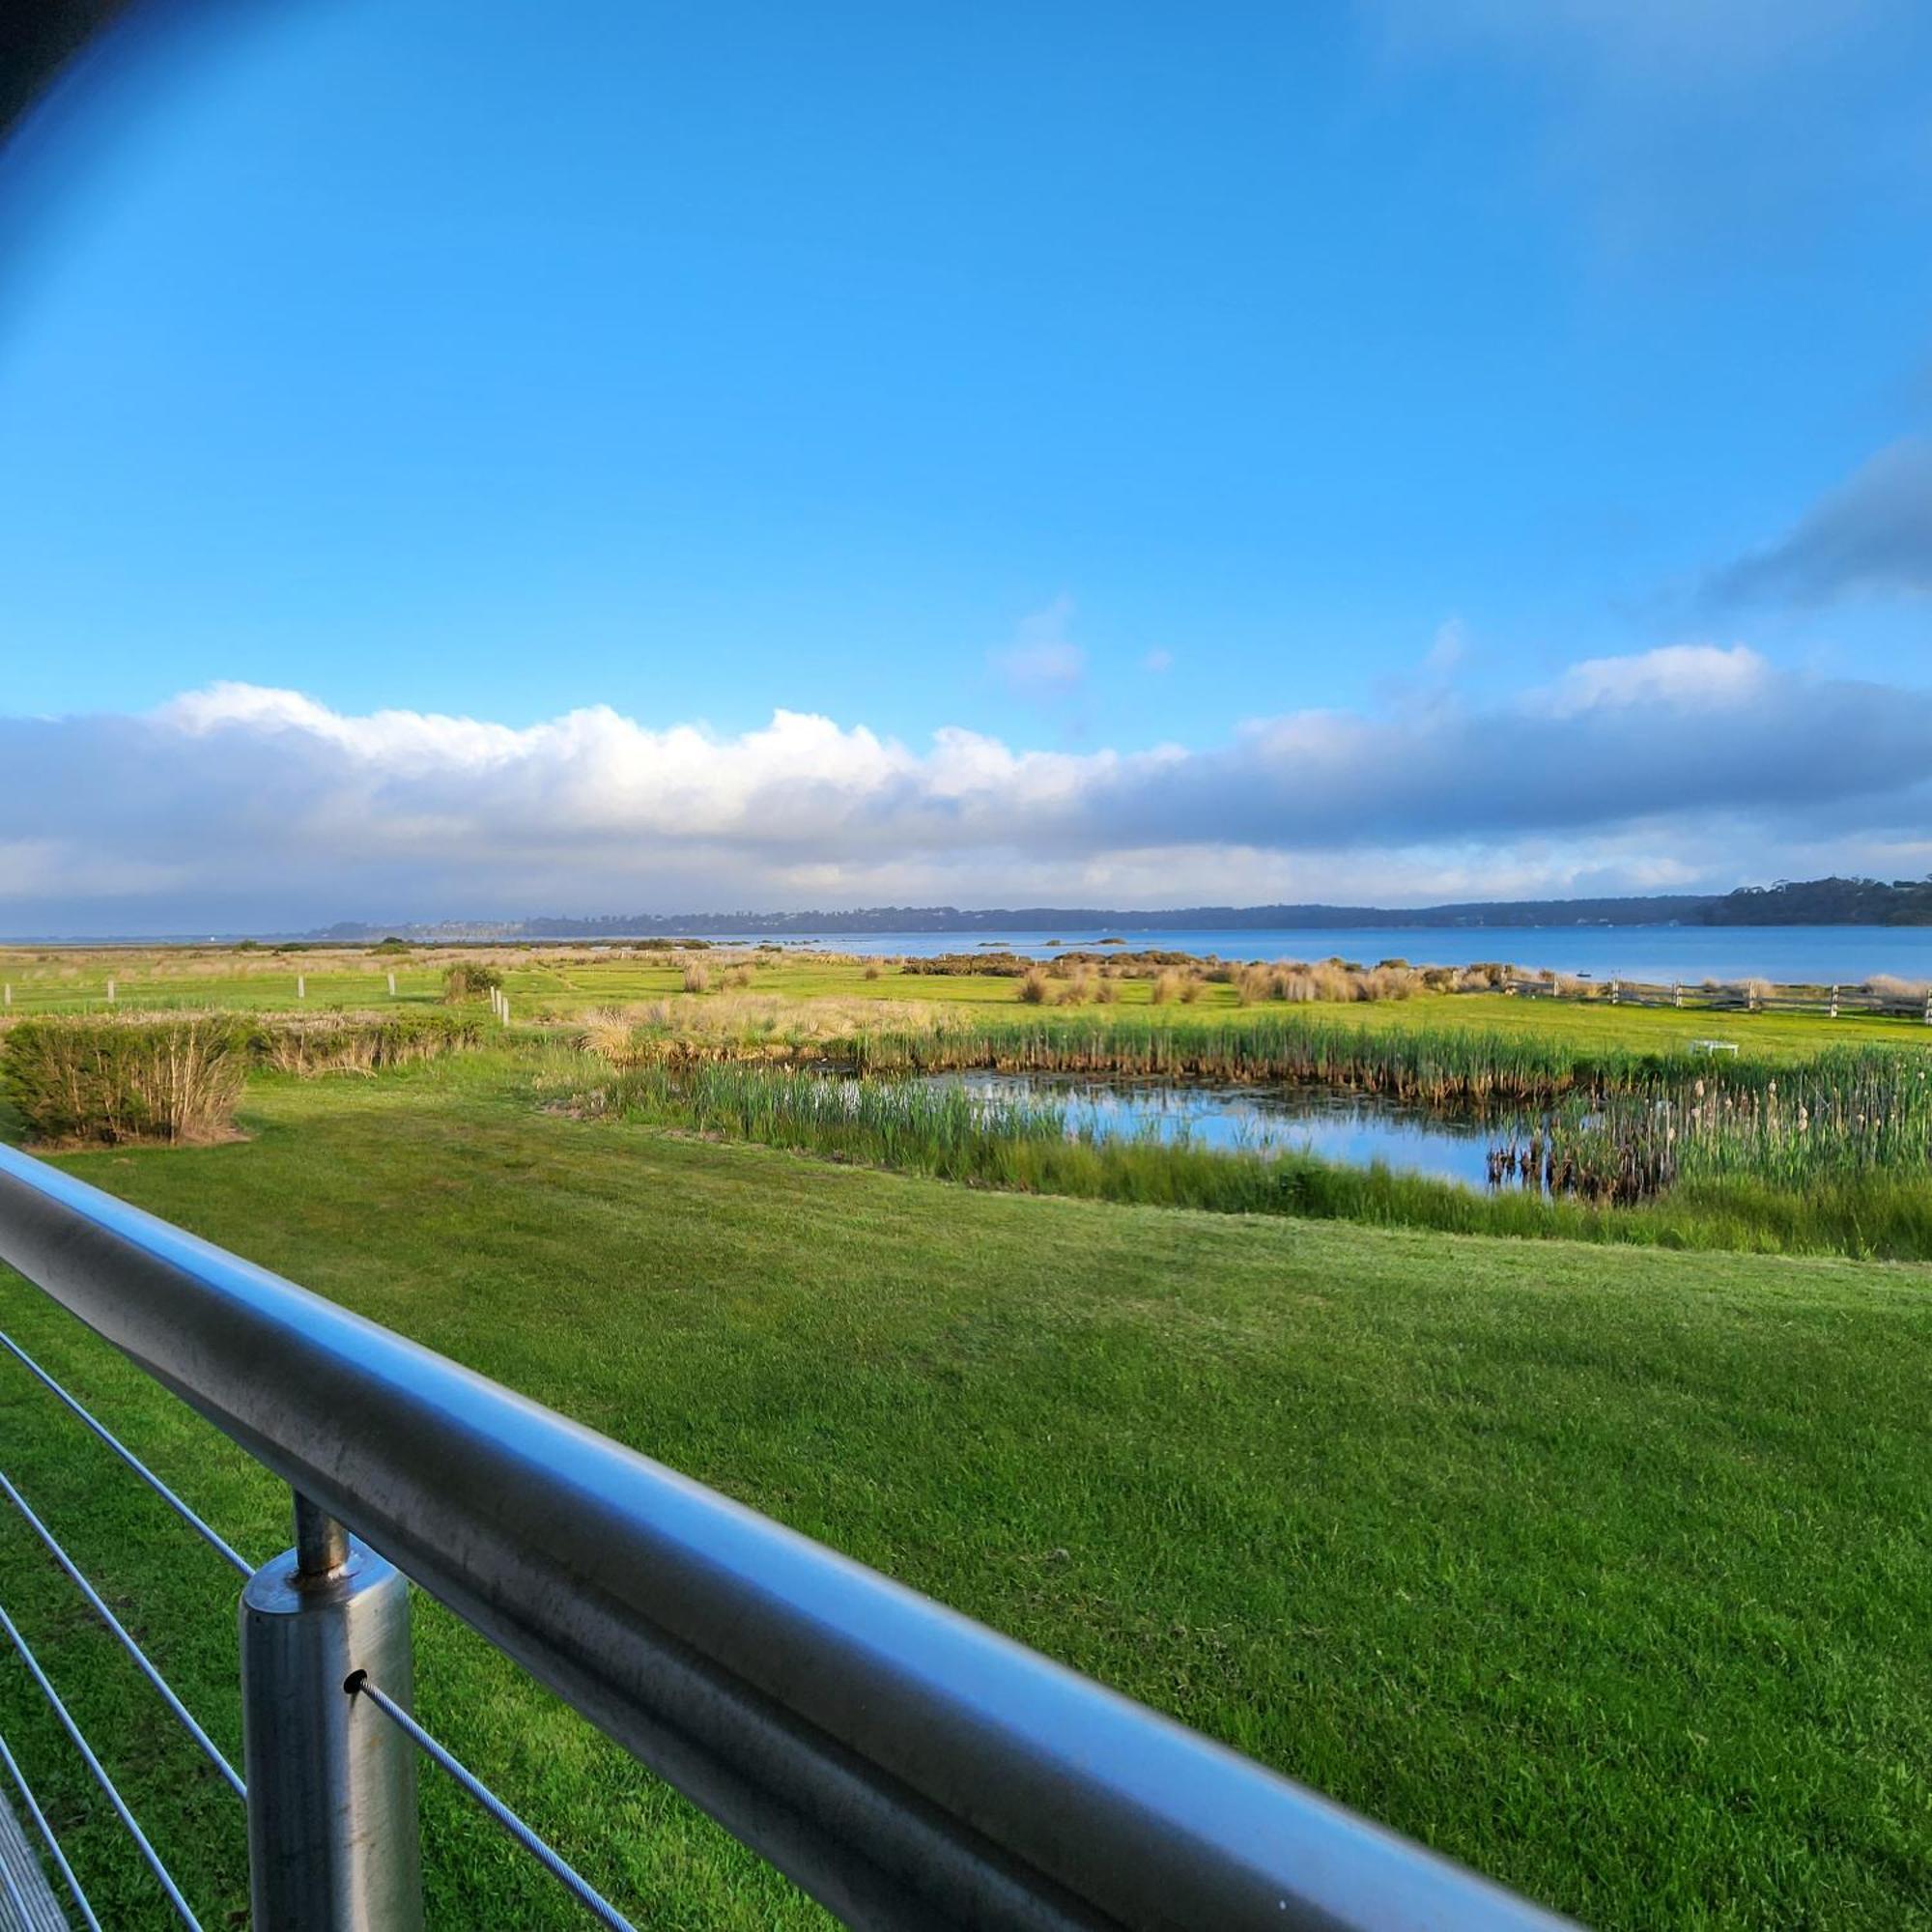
1503, 977, 1932, 1022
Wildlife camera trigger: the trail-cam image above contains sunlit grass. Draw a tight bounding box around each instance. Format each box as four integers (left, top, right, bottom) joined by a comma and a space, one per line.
1, 1053, 1926, 1927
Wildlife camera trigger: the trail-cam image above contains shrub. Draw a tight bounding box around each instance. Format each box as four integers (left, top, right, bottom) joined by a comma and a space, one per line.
248, 1011, 481, 1075
1151, 970, 1181, 1005
1360, 965, 1417, 1002
1235, 965, 1274, 1006
576, 1009, 638, 1065
899, 952, 1033, 977
862, 962, 883, 981
1457, 961, 1514, 991
682, 961, 711, 994
441, 962, 504, 1002
2, 1016, 248, 1145
1017, 968, 1050, 1005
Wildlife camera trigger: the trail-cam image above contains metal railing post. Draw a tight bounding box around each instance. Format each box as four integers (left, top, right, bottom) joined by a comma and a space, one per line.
240, 1492, 422, 1930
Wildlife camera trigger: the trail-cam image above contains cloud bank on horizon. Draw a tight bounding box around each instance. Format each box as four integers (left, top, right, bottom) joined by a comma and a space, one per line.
7, 644, 1930, 934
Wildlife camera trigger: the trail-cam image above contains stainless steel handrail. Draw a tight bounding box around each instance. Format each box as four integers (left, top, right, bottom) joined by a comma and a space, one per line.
0, 1139, 1572, 1931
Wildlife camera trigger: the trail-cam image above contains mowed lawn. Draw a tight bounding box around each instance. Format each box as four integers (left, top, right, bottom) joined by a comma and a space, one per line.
1, 1056, 1928, 1928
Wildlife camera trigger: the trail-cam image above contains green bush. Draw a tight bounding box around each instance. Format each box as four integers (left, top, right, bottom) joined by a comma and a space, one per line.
247, 1010, 482, 1074
1, 1016, 249, 1145
440, 962, 504, 1002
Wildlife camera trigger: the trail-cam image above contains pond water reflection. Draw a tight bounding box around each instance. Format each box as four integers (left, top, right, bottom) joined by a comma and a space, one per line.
912, 1070, 1498, 1190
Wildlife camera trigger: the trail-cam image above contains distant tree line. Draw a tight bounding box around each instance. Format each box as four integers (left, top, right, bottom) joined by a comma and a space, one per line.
301, 876, 1932, 941
1700, 876, 1932, 925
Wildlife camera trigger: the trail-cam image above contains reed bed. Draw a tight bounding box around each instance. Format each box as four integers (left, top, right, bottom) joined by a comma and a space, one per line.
557, 1012, 1932, 1252
1497, 1048, 1932, 1203
555, 1055, 1932, 1256
1, 1015, 249, 1145
834, 1012, 1688, 1107
565, 1057, 1477, 1220
246, 1011, 483, 1075
568, 993, 953, 1065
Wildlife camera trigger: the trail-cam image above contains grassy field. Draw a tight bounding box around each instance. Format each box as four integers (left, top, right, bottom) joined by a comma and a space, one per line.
2, 1051, 1929, 1928
4, 941, 1929, 1059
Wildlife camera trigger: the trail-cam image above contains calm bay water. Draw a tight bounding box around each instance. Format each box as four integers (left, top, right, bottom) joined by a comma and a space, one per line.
732, 924, 1932, 983
921, 1070, 1494, 1190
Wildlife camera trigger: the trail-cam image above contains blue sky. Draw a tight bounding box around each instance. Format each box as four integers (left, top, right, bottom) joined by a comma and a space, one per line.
5, 0, 1932, 929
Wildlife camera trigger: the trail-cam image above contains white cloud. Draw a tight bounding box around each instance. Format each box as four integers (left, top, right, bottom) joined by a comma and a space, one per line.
1423, 618, 1467, 679
3, 645, 1930, 931
989, 596, 1085, 696
1539, 643, 1769, 716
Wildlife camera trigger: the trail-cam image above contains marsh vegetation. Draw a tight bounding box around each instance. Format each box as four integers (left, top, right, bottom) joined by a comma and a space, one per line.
3, 944, 1930, 1925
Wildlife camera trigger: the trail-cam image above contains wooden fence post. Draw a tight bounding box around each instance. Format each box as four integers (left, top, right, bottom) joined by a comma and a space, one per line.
1609, 978, 1620, 1006
1672, 982, 1682, 1008
387, 972, 397, 998
105, 978, 115, 1004
1829, 983, 1839, 1018
298, 973, 306, 1001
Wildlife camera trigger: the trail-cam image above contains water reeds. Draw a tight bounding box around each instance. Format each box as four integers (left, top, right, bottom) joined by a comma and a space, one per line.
559, 1002, 1932, 1248
1504, 1048, 1932, 1203
559, 1054, 1932, 1257
834, 1012, 1681, 1107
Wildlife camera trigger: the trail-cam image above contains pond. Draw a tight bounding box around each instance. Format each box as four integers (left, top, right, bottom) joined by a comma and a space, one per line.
912, 1070, 1500, 1190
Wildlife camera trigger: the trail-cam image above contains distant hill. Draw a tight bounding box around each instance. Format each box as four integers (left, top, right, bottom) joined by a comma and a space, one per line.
301, 878, 1932, 942
1699, 877, 1932, 925
307, 895, 1708, 941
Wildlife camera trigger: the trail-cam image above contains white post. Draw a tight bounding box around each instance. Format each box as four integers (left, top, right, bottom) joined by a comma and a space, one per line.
1609, 978, 1619, 1007
387, 972, 397, 998
1672, 982, 1682, 1009
298, 974, 306, 1001
105, 978, 116, 1004
1829, 983, 1839, 1018
3, 983, 10, 1008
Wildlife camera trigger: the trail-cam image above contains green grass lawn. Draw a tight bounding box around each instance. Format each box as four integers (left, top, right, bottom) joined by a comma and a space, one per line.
2, 1053, 1928, 1927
